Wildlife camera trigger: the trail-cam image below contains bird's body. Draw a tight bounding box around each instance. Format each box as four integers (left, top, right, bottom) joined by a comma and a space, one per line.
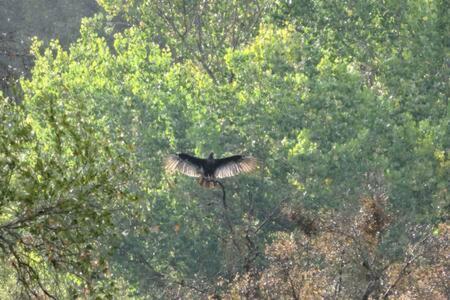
164, 152, 257, 188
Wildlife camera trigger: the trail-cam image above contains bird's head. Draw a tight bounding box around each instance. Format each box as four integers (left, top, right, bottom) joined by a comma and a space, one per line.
208, 152, 215, 160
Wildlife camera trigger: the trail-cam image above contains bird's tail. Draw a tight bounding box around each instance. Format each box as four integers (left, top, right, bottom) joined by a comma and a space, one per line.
198, 177, 218, 189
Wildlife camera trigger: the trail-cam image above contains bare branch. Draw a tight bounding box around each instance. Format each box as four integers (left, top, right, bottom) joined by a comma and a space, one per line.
383, 232, 433, 298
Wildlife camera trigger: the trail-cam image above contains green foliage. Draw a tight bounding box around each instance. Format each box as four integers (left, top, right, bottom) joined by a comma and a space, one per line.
0, 81, 133, 297
99, 0, 274, 82
1, 0, 448, 297
0, 0, 99, 101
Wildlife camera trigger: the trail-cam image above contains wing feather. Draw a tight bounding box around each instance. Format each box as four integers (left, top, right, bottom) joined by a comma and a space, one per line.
164, 154, 204, 178
214, 155, 258, 179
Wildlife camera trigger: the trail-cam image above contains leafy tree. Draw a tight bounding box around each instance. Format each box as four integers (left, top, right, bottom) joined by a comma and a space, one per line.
98, 0, 273, 82
1, 0, 448, 297
0, 66, 133, 298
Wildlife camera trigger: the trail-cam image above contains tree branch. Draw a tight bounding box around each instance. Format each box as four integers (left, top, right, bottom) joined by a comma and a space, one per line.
383, 232, 432, 298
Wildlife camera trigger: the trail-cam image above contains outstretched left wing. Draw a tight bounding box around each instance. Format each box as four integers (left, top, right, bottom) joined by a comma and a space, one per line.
164, 153, 204, 177
214, 155, 257, 179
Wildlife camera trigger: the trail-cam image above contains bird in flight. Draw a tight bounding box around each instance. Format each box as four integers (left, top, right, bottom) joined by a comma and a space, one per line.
164, 152, 258, 188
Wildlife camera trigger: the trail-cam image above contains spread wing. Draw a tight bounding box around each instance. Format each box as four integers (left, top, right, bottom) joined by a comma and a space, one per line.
214, 155, 258, 179
164, 153, 204, 177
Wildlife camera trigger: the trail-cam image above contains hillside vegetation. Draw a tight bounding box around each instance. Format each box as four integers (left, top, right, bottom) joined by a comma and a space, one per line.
0, 0, 448, 298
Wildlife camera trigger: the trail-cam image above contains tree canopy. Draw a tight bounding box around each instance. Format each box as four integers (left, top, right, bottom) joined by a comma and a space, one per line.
1, 0, 448, 298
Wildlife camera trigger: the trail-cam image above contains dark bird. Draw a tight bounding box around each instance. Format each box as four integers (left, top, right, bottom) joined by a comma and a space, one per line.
164, 152, 258, 188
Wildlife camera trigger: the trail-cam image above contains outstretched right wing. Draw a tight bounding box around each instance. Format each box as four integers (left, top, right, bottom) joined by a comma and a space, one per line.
213, 155, 257, 179
164, 153, 204, 177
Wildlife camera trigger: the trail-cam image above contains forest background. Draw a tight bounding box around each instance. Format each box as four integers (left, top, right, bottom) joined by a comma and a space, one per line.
0, 0, 448, 298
